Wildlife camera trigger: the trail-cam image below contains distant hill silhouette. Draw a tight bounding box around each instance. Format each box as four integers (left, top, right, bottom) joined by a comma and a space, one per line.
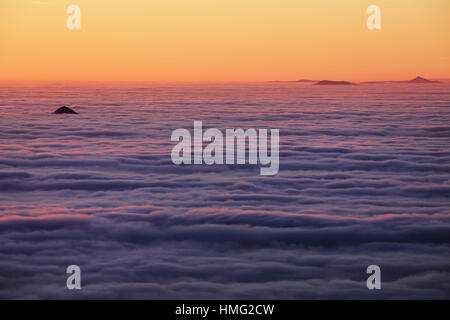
399, 76, 440, 84
271, 76, 444, 85
314, 80, 355, 86
361, 76, 440, 84
270, 79, 316, 83
53, 106, 78, 114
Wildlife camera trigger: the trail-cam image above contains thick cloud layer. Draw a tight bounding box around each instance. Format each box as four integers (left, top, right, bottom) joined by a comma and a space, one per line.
0, 82, 449, 299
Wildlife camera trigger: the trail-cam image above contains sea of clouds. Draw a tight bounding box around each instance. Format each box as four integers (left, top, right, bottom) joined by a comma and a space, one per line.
0, 82, 449, 298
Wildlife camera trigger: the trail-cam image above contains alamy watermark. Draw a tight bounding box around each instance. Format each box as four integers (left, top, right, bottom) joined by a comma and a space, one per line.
366, 265, 381, 290
171, 121, 279, 176
64, 5, 380, 31
66, 265, 81, 290
366, 5, 381, 30
66, 4, 81, 30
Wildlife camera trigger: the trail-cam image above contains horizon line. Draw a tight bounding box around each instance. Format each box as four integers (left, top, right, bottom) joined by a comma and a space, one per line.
1, 75, 450, 84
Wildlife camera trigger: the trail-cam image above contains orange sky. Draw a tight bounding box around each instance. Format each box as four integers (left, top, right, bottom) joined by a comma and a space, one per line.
0, 0, 449, 82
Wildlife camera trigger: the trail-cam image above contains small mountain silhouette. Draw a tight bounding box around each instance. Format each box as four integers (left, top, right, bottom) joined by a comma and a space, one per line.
53, 106, 78, 114
401, 76, 440, 84
269, 79, 316, 83
315, 80, 355, 86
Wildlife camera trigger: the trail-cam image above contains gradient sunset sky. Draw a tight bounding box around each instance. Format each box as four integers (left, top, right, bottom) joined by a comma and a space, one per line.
0, 0, 449, 81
